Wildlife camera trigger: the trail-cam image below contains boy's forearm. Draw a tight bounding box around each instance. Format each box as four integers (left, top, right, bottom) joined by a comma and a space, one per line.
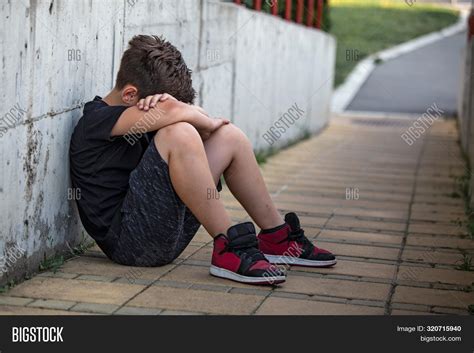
179, 105, 212, 131
142, 101, 210, 129
111, 100, 211, 137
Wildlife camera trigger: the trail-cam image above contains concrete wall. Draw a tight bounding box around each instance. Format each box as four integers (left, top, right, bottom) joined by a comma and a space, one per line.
458, 12, 474, 206
0, 0, 335, 284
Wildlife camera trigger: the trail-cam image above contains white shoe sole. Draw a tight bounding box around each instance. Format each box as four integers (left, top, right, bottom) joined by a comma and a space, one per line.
264, 254, 337, 267
209, 265, 286, 285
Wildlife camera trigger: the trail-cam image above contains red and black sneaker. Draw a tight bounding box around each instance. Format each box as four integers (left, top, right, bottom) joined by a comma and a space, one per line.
210, 222, 286, 285
258, 213, 337, 267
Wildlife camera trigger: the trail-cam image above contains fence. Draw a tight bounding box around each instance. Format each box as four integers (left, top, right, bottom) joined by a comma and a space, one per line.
234, 0, 328, 30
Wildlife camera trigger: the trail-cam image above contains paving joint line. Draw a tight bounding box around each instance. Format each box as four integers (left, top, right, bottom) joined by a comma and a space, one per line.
110, 241, 210, 315
384, 131, 427, 315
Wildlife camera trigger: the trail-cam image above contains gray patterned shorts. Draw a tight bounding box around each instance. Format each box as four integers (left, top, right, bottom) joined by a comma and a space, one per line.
99, 141, 220, 267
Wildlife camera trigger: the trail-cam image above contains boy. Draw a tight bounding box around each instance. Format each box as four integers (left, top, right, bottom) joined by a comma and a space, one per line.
69, 35, 336, 285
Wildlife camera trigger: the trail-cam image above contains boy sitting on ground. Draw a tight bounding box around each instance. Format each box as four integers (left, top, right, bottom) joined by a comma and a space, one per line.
69, 35, 336, 285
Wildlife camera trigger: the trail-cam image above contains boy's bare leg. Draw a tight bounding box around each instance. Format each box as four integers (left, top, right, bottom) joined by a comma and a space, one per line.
203, 124, 284, 230
154, 122, 232, 237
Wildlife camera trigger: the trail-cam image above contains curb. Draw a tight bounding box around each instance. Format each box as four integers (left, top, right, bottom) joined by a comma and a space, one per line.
331, 9, 469, 114
332, 110, 452, 121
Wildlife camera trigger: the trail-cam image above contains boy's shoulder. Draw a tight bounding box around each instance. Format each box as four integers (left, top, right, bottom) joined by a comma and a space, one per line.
83, 96, 108, 115
81, 96, 129, 122
72, 96, 130, 143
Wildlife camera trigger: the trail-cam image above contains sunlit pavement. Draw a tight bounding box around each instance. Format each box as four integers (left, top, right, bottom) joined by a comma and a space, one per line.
1, 115, 473, 315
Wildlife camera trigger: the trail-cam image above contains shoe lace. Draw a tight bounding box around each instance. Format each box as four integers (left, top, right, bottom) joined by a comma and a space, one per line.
279, 228, 315, 253
220, 234, 266, 263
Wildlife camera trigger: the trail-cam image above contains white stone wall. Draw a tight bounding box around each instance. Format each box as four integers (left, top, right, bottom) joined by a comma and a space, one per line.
0, 0, 335, 283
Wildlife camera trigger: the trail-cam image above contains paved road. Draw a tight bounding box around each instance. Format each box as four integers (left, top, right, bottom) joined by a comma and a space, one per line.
347, 31, 466, 115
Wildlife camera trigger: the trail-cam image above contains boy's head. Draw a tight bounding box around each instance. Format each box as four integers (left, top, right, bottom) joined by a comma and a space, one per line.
115, 35, 195, 104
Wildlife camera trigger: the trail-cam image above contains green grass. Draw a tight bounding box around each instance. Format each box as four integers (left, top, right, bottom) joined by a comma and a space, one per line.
38, 234, 94, 274
0, 280, 16, 293
329, 0, 459, 86
456, 254, 473, 272
451, 147, 474, 239
39, 255, 65, 273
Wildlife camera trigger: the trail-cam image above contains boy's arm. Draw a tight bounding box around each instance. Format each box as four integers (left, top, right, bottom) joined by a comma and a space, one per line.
111, 95, 228, 137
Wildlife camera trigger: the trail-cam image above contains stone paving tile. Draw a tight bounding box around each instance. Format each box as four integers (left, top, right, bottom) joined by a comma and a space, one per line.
28, 299, 76, 311
191, 283, 231, 292
392, 286, 474, 310
114, 306, 162, 315
187, 245, 213, 262
326, 217, 406, 232
270, 191, 411, 208
161, 264, 272, 291
278, 215, 329, 230
183, 259, 209, 267
256, 297, 384, 315
401, 248, 464, 266
153, 280, 192, 289
317, 242, 399, 261
334, 208, 409, 221
408, 223, 466, 236
318, 229, 403, 245
272, 193, 409, 211
411, 211, 466, 223
432, 307, 470, 315
59, 256, 174, 281
0, 296, 34, 306
113, 277, 154, 286
406, 235, 474, 250
391, 310, 438, 315
71, 302, 120, 314
411, 204, 465, 215
7, 277, 144, 305
262, 202, 336, 216
275, 274, 390, 301
128, 286, 264, 315
414, 195, 464, 206
190, 230, 212, 244
76, 274, 117, 283
37, 271, 79, 279
397, 266, 474, 286
177, 244, 202, 259
227, 208, 249, 220
391, 302, 430, 312
160, 310, 205, 315
0, 305, 89, 315
291, 259, 396, 280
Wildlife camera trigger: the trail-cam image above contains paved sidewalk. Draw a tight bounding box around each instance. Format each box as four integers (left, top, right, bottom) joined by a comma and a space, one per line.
1, 115, 473, 315
347, 31, 466, 115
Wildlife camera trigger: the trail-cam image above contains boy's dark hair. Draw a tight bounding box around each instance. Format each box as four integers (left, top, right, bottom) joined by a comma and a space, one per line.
115, 35, 196, 104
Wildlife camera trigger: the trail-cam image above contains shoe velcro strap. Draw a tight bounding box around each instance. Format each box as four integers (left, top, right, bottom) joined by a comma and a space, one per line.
228, 234, 258, 249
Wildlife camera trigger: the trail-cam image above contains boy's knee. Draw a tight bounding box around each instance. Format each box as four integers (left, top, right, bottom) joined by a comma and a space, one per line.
221, 124, 251, 150
214, 123, 248, 144
155, 122, 202, 147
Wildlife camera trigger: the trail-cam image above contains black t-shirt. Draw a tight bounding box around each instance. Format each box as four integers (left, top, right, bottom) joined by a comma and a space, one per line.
69, 96, 151, 240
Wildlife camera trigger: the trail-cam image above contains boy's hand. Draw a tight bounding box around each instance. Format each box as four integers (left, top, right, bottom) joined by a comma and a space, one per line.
135, 96, 228, 140
137, 93, 177, 111
198, 118, 230, 141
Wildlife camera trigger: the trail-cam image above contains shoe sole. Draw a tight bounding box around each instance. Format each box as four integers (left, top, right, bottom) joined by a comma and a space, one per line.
264, 254, 337, 267
209, 265, 286, 285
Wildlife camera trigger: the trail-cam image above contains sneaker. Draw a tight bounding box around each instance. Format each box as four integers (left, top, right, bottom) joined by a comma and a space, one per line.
258, 213, 337, 267
210, 222, 286, 285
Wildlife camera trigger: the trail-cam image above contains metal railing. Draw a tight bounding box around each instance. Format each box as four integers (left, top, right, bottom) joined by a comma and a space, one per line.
234, 0, 326, 29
